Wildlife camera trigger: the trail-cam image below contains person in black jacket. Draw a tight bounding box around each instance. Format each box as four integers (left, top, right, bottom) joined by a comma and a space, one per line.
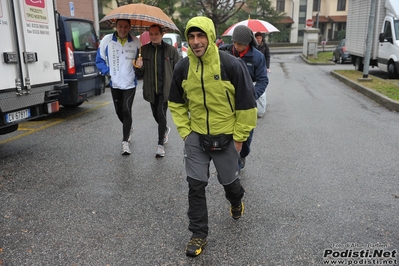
255, 32, 271, 74
134, 24, 180, 157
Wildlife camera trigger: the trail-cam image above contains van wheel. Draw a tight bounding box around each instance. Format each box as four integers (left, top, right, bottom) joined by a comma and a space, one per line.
62, 102, 84, 108
0, 124, 18, 135
388, 62, 399, 79
355, 57, 363, 72
332, 54, 337, 62
339, 55, 344, 64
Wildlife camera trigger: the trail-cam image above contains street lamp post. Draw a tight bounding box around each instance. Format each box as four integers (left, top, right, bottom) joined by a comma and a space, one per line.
316, 0, 321, 29
363, 0, 377, 79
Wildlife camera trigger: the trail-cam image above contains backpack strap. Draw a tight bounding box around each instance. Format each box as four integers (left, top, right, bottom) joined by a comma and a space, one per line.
219, 50, 236, 82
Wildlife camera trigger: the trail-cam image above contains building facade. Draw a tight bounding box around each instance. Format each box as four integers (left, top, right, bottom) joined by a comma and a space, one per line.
56, 0, 100, 35
97, 0, 348, 44
270, 0, 348, 43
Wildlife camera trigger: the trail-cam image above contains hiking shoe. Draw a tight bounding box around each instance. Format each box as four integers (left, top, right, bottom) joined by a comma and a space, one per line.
186, 237, 207, 257
230, 202, 244, 220
163, 126, 171, 144
155, 144, 165, 157
128, 127, 134, 142
121, 141, 131, 155
239, 157, 246, 170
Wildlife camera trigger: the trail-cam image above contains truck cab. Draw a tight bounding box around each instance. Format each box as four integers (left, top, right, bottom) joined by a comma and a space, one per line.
346, 0, 399, 79
377, 2, 399, 78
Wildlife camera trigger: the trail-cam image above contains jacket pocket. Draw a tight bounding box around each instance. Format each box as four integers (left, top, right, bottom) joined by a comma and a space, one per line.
225, 90, 234, 112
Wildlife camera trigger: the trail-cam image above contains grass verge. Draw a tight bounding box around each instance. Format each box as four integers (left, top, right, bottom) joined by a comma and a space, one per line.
307, 51, 333, 63
335, 70, 399, 101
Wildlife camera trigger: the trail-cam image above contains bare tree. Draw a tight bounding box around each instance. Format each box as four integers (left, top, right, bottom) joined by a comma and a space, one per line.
115, 0, 159, 6
113, 0, 178, 18
195, 0, 245, 34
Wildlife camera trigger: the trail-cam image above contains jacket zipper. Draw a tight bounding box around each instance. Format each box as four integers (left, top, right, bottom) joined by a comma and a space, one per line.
225, 91, 234, 112
155, 46, 158, 94
198, 58, 210, 134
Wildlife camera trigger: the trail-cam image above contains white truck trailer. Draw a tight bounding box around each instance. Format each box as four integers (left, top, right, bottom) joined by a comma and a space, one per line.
0, 0, 65, 135
346, 0, 399, 78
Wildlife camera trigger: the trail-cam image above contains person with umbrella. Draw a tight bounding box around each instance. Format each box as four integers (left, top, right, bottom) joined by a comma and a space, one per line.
169, 16, 257, 257
96, 19, 141, 155
134, 24, 180, 157
219, 25, 269, 170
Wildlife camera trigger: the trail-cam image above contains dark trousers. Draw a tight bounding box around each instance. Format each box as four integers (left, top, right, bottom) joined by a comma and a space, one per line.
187, 176, 245, 239
240, 129, 254, 159
110, 87, 136, 141
150, 94, 168, 145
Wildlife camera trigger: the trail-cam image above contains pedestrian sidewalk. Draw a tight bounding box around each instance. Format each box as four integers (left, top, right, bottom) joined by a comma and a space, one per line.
330, 71, 399, 112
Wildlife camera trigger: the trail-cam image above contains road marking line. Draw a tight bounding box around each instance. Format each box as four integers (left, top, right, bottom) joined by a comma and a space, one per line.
0, 101, 111, 145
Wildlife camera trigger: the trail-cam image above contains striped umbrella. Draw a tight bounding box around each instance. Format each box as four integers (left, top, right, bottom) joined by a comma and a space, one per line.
222, 19, 279, 36
100, 3, 179, 32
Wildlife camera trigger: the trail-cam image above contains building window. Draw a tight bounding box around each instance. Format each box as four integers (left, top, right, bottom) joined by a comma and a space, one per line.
313, 0, 320, 12
337, 0, 346, 11
276, 0, 285, 12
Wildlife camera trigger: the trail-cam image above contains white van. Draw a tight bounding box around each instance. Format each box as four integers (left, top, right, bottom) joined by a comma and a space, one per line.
163, 33, 183, 58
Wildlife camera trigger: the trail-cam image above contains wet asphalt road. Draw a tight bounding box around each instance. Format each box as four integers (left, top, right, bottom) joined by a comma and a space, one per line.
1, 55, 398, 266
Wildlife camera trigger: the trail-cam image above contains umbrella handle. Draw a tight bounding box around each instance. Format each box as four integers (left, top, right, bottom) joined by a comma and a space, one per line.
133, 24, 143, 68
133, 54, 142, 68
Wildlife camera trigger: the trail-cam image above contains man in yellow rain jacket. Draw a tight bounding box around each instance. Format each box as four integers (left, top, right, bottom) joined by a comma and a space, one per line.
168, 16, 257, 257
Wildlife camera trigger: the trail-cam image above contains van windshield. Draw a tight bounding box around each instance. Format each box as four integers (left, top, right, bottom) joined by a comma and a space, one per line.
68, 21, 98, 51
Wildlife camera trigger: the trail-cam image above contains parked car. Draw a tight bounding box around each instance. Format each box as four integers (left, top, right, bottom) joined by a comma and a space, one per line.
58, 15, 104, 107
162, 33, 183, 58
332, 39, 351, 64
182, 41, 188, 58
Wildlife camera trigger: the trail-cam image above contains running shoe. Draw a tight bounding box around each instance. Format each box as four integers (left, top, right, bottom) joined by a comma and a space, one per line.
121, 141, 131, 155
230, 201, 244, 220
155, 144, 165, 157
186, 237, 207, 257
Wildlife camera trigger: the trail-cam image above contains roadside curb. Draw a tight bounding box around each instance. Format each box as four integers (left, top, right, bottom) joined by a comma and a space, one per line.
330, 70, 399, 112
269, 46, 334, 55
300, 54, 335, 65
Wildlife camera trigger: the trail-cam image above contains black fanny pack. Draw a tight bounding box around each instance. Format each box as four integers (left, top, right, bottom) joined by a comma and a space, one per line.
199, 134, 233, 151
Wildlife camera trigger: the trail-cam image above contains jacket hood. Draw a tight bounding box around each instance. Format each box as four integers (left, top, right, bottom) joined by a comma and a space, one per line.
184, 16, 218, 62
184, 16, 216, 43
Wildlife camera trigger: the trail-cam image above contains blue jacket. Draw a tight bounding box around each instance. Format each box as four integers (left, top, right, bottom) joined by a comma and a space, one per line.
219, 44, 268, 99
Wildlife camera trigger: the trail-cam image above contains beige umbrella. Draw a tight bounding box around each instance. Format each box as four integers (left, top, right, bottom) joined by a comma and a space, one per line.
100, 3, 179, 32
100, 3, 179, 67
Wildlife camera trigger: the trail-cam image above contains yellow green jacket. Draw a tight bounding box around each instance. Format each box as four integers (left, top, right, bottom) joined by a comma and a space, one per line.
168, 16, 257, 142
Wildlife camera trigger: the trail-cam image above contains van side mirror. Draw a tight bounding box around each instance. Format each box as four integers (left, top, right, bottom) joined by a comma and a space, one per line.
379, 33, 385, 42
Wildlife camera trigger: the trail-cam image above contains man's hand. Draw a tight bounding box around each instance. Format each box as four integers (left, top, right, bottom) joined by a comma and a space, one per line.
234, 141, 243, 152
133, 57, 143, 68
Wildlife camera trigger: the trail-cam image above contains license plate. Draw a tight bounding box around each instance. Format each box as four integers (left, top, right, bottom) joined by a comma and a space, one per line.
5, 109, 31, 123
85, 66, 95, 74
